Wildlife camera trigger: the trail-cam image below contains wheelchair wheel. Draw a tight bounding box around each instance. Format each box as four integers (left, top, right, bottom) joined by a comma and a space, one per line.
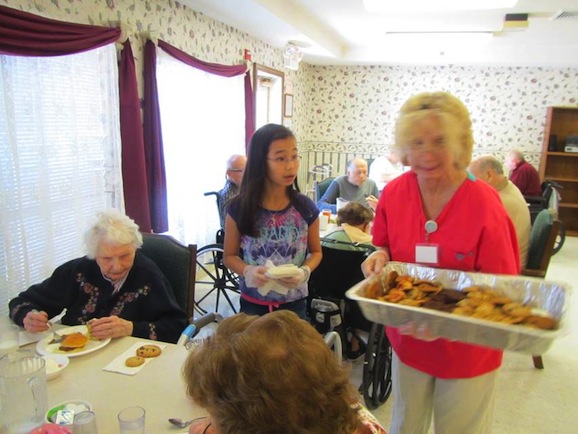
552, 221, 566, 255
362, 323, 392, 410
195, 244, 239, 315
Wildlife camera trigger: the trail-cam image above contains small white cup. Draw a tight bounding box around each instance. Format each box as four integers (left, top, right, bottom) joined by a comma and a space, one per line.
0, 324, 19, 357
118, 406, 145, 434
336, 197, 349, 211
318, 212, 328, 230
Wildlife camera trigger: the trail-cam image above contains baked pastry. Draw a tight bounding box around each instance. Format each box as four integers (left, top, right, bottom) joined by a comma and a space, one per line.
125, 356, 145, 367
59, 332, 89, 351
136, 344, 162, 358
525, 315, 557, 330
362, 271, 559, 330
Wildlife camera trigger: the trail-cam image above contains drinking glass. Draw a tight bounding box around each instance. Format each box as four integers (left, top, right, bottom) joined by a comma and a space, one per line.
117, 406, 145, 434
73, 410, 98, 434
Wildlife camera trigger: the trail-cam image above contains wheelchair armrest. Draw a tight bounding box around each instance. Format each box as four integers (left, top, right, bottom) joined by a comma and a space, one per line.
521, 268, 546, 278
524, 195, 544, 205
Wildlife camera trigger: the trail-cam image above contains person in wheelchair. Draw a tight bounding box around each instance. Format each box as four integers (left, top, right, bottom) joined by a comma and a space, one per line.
216, 154, 246, 229
322, 202, 375, 251
182, 310, 387, 434
504, 148, 542, 197
321, 202, 375, 358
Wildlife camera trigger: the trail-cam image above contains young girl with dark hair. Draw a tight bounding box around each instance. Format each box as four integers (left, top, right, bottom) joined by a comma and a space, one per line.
223, 124, 322, 318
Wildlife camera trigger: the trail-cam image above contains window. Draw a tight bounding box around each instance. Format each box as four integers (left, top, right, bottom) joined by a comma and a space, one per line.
156, 49, 245, 247
0, 44, 122, 317
253, 64, 284, 129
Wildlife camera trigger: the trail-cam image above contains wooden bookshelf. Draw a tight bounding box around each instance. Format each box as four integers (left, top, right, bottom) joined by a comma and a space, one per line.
539, 107, 578, 236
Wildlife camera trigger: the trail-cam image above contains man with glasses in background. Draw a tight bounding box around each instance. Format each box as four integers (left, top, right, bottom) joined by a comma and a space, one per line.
318, 158, 380, 214
217, 154, 247, 228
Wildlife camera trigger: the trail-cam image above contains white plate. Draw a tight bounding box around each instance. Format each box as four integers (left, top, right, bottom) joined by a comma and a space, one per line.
36, 325, 111, 358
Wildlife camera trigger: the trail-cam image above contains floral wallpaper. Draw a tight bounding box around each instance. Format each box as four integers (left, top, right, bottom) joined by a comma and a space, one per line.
3, 0, 578, 173
298, 64, 578, 168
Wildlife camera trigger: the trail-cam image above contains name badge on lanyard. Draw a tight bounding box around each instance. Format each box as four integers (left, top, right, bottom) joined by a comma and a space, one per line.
416, 220, 439, 265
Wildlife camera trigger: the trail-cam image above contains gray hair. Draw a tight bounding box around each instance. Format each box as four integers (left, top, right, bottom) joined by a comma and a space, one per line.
473, 155, 504, 175
508, 148, 525, 162
84, 209, 142, 259
226, 154, 246, 170
347, 158, 368, 170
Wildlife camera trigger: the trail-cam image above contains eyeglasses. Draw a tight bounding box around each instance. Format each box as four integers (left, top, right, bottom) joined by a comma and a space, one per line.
227, 168, 244, 172
267, 155, 302, 165
407, 141, 447, 154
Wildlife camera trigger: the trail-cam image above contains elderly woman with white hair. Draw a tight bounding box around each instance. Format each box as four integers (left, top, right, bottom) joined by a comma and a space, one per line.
9, 210, 187, 343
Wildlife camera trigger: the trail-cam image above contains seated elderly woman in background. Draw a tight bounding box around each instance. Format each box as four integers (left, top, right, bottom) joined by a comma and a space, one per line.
8, 209, 188, 343
322, 202, 375, 251
183, 310, 387, 434
321, 202, 375, 359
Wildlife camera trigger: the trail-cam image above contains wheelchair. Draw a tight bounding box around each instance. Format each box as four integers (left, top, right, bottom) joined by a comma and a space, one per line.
308, 240, 392, 410
194, 191, 240, 315
525, 180, 566, 255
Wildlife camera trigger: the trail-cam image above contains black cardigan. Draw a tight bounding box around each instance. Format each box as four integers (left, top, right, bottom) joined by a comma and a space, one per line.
9, 252, 187, 343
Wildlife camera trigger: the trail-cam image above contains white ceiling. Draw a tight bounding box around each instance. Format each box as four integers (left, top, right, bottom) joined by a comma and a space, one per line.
181, 0, 578, 67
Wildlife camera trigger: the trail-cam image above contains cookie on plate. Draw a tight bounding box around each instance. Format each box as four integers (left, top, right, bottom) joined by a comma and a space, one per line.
125, 356, 145, 367
136, 344, 162, 358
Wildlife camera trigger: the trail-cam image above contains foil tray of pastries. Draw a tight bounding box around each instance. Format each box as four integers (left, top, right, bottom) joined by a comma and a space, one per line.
345, 262, 570, 354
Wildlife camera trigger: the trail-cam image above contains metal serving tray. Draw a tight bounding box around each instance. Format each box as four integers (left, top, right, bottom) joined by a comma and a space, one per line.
346, 262, 571, 354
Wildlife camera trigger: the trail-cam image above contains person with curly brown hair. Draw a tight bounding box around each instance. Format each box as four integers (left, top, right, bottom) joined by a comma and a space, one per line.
322, 202, 375, 251
182, 310, 387, 434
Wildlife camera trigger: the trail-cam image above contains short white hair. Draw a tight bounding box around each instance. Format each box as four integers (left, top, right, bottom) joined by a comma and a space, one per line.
84, 209, 142, 259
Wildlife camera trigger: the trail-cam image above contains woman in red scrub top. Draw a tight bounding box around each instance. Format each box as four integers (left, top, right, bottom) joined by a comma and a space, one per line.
362, 92, 519, 434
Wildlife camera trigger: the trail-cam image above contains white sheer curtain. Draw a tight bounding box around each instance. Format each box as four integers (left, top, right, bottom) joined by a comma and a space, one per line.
0, 44, 123, 317
156, 50, 245, 247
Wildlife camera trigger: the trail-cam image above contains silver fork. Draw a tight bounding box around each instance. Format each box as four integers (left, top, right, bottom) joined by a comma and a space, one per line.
46, 322, 64, 344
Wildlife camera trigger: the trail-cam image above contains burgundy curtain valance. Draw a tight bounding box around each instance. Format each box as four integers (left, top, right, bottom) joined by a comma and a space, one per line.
0, 5, 121, 56
158, 40, 247, 77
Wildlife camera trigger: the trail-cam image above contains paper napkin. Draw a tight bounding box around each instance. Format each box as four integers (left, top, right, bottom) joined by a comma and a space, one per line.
102, 341, 167, 376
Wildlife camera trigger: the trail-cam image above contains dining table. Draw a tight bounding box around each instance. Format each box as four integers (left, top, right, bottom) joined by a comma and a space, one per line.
5, 317, 207, 434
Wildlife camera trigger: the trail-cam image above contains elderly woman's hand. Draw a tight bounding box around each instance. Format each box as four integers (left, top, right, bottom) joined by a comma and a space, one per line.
23, 310, 51, 333
361, 250, 389, 277
88, 315, 133, 339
